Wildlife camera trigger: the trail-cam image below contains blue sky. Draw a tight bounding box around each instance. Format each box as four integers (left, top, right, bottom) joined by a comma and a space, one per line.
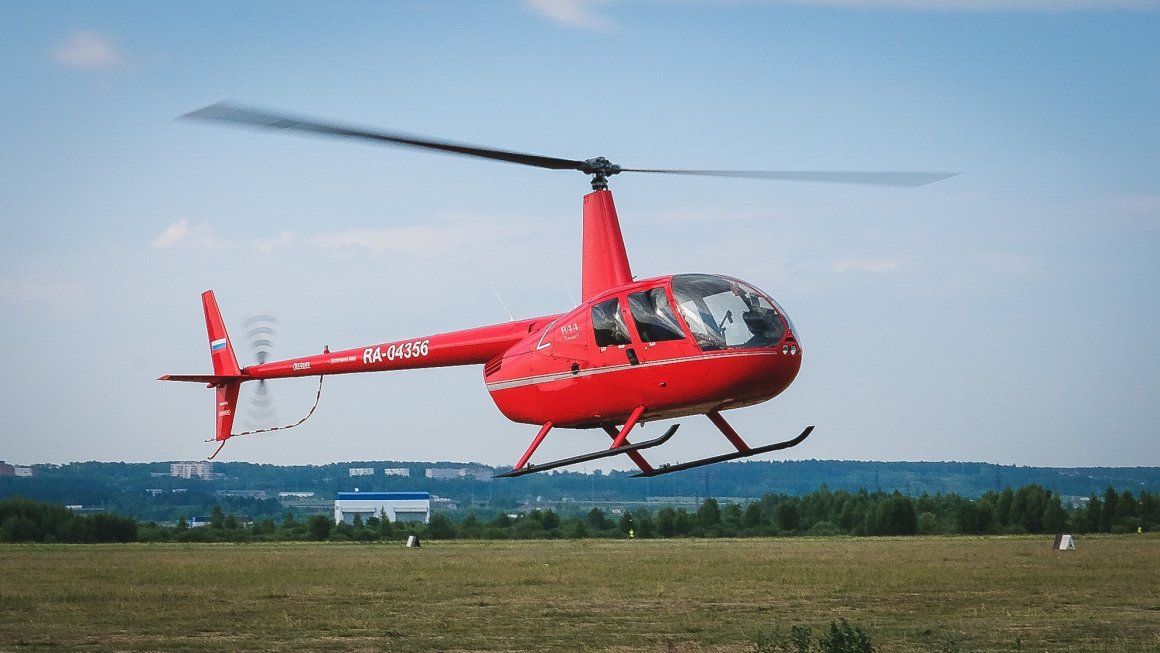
1, 1, 1158, 469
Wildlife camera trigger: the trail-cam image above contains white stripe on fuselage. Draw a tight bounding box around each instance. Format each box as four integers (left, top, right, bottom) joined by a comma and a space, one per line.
483, 349, 782, 392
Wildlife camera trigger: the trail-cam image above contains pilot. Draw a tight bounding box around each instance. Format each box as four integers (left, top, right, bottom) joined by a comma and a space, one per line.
742, 306, 783, 347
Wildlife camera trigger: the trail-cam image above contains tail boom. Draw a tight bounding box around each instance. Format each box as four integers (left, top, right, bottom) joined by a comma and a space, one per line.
241, 316, 557, 381
162, 289, 560, 452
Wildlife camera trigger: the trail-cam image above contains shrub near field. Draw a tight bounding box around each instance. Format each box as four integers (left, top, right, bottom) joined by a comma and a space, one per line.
1, 537, 1157, 652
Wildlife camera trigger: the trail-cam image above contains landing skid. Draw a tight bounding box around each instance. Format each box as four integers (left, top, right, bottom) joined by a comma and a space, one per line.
629, 425, 813, 477
494, 425, 678, 478
497, 406, 812, 478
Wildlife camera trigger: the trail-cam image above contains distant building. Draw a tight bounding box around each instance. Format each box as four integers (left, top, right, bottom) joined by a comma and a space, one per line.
348, 467, 375, 477
170, 462, 214, 480
278, 491, 315, 499
215, 489, 268, 500
0, 461, 33, 477
384, 467, 411, 477
425, 466, 492, 481
334, 491, 431, 525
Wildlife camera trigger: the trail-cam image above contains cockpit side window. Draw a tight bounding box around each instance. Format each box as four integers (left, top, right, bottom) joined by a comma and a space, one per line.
671, 274, 786, 351
591, 298, 632, 348
627, 288, 685, 343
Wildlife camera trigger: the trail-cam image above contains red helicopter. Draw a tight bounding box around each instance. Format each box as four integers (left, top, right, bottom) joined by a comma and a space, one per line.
162, 103, 954, 477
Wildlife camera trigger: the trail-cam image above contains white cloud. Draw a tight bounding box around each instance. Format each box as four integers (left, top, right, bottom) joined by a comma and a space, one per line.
51, 30, 127, 70
255, 231, 301, 254
151, 219, 229, 250
523, 0, 617, 30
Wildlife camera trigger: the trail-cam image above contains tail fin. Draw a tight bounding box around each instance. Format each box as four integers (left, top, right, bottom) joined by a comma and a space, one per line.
159, 290, 245, 456
201, 290, 242, 451
213, 381, 241, 450
202, 290, 242, 377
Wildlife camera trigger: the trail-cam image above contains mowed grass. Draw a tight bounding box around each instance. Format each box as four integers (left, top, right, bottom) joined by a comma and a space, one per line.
1, 536, 1158, 652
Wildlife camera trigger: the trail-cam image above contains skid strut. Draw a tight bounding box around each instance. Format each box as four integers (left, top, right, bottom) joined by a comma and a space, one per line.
495, 408, 810, 479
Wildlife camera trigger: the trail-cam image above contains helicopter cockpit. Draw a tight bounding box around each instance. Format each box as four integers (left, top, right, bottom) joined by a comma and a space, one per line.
670, 274, 792, 351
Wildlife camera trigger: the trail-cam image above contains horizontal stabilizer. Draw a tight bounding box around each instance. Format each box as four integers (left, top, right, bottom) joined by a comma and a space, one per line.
158, 374, 245, 386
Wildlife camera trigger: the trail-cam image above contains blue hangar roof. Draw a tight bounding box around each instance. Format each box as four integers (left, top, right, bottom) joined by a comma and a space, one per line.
336, 492, 430, 501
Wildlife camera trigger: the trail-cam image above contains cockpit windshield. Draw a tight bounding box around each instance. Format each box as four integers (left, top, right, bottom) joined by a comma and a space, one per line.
670, 274, 787, 351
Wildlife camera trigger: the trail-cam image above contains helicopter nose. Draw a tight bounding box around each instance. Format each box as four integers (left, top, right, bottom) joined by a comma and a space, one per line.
761, 335, 802, 398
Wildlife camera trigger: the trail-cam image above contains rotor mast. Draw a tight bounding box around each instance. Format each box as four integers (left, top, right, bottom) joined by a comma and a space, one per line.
581, 188, 632, 301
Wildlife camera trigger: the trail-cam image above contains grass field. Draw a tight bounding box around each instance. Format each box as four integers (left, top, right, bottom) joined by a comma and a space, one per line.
1, 535, 1158, 652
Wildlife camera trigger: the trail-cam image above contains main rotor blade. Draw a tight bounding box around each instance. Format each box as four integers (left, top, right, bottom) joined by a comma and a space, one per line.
621, 168, 958, 188
182, 103, 957, 188
182, 102, 590, 173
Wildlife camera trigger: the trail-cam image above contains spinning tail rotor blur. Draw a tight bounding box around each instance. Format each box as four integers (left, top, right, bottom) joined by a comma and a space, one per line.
243, 314, 278, 429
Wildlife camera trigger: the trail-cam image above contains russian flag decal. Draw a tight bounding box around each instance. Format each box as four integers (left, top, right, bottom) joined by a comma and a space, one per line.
210, 338, 228, 352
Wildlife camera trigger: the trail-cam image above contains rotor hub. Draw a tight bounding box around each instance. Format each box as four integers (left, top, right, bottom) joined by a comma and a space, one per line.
583, 157, 622, 191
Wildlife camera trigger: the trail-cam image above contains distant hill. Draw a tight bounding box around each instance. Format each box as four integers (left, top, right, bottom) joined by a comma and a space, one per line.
3, 459, 1157, 522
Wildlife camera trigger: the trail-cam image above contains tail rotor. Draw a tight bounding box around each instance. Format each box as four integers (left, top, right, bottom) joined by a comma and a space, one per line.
243, 314, 279, 428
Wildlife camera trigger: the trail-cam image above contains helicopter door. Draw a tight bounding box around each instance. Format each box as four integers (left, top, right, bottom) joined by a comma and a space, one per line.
590, 297, 635, 368
624, 286, 696, 364
591, 297, 632, 349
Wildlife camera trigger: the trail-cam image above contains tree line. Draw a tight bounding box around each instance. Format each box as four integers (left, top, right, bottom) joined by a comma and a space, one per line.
3, 484, 1156, 544
0, 497, 138, 543
10, 459, 1160, 525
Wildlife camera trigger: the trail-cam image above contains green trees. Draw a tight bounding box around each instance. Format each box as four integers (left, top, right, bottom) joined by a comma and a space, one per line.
306, 514, 333, 541
870, 495, 917, 536
1078, 487, 1155, 534
777, 501, 801, 532
586, 507, 613, 531
0, 498, 136, 543
426, 513, 456, 539
697, 497, 721, 532
957, 499, 995, 534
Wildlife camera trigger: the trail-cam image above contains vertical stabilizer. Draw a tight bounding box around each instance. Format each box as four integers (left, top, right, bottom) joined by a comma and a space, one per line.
202, 290, 242, 377
214, 381, 241, 445
202, 290, 242, 451
581, 190, 633, 301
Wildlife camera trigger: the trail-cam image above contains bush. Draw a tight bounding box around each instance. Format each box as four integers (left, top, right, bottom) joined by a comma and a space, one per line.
819, 619, 873, 653
754, 624, 811, 653
807, 521, 842, 536
753, 620, 872, 653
